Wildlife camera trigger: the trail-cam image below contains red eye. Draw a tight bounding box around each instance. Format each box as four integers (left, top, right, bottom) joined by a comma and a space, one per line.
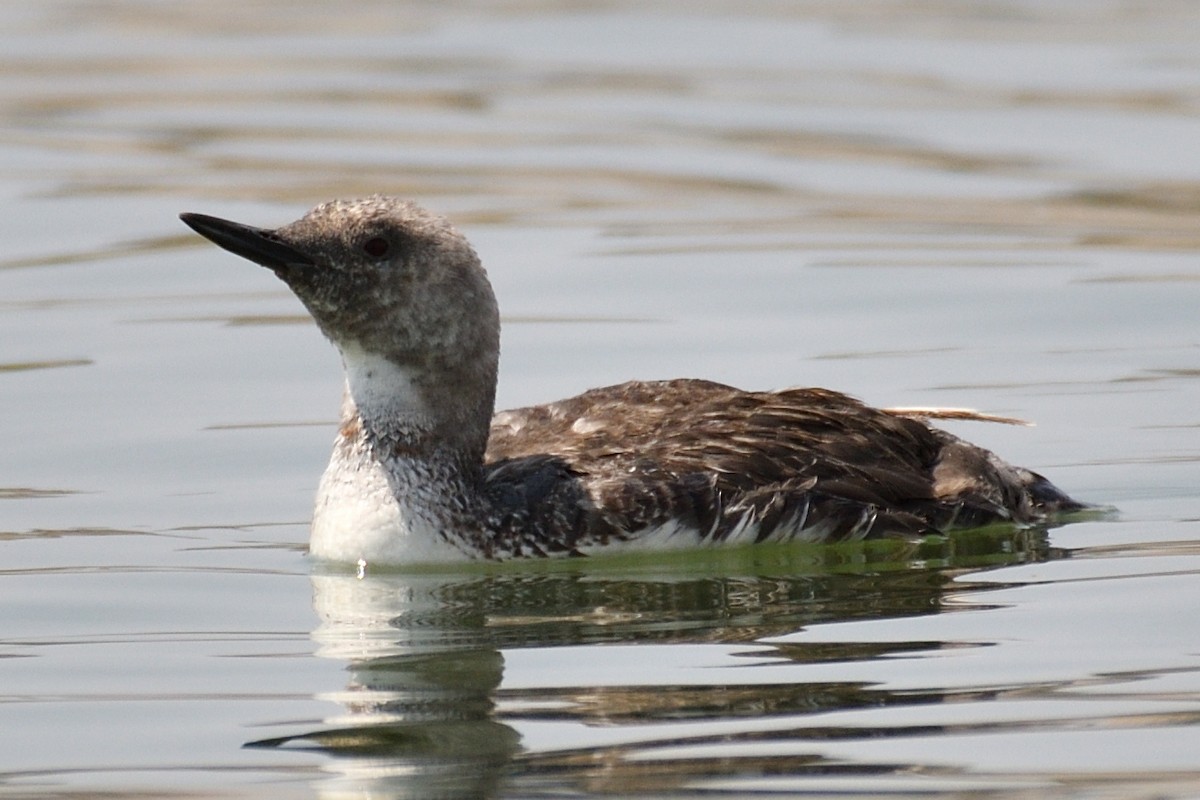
363, 237, 390, 258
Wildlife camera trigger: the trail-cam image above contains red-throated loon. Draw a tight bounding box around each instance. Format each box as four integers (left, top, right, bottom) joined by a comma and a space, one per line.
180, 196, 1083, 565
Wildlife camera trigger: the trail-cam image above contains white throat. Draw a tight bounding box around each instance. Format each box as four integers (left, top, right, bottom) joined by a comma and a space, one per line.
339, 342, 429, 427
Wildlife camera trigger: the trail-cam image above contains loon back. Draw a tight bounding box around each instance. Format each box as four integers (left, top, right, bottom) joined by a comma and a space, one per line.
476, 379, 1082, 557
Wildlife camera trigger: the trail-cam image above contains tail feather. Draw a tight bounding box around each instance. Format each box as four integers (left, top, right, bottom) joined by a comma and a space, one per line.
1022, 469, 1087, 515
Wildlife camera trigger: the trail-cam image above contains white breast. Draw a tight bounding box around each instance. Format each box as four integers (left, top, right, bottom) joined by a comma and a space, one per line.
309, 448, 473, 565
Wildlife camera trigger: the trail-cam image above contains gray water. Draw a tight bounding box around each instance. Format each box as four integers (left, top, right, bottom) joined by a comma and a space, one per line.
3, 2, 1200, 797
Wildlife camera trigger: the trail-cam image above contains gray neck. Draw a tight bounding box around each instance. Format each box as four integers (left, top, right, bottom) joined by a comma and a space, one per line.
321, 389, 492, 562
337, 342, 493, 484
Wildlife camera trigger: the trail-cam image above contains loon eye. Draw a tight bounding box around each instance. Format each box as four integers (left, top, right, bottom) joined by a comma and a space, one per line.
363, 236, 390, 258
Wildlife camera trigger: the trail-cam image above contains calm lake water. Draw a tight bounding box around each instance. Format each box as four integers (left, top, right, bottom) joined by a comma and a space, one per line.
3, 2, 1200, 797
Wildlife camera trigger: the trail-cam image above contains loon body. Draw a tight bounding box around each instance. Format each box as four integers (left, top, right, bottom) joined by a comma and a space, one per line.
180, 197, 1082, 564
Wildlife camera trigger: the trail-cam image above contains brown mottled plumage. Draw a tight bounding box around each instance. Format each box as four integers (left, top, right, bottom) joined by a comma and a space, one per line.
180, 197, 1083, 565
479, 379, 1077, 557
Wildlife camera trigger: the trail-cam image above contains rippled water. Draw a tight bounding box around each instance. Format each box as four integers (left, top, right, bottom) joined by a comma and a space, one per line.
3, 2, 1200, 797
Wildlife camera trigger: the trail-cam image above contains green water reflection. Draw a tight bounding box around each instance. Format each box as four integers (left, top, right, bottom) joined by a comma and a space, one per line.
250, 528, 1063, 797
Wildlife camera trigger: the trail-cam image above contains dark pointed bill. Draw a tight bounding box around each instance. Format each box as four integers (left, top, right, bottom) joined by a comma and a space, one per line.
179, 212, 314, 272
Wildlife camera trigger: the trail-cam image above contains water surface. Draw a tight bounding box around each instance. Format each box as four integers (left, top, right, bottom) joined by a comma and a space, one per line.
2, 2, 1199, 797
